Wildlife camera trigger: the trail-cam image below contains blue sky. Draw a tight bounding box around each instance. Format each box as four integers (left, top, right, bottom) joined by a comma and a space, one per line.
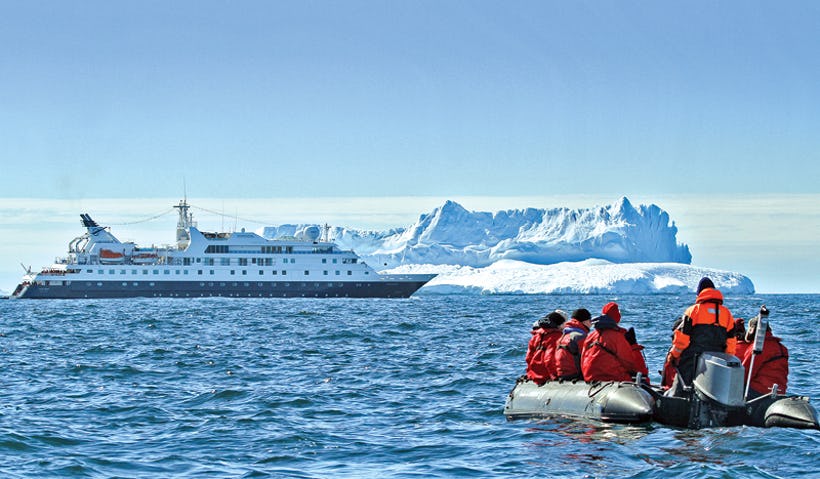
1, 2, 819, 293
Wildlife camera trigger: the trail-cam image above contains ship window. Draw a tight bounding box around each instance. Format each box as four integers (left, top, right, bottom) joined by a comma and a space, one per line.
322, 258, 327, 264
332, 259, 337, 264
239, 258, 248, 266
221, 258, 231, 266
97, 282, 103, 286
230, 270, 235, 275
120, 270, 126, 274
265, 258, 273, 266
204, 258, 214, 266
200, 282, 205, 287
149, 282, 155, 286
272, 270, 278, 275
365, 271, 369, 275
210, 270, 215, 275
153, 270, 159, 275
164, 270, 170, 275
196, 258, 201, 263
183, 270, 188, 275
232, 282, 238, 287
304, 271, 309, 275
143, 270, 148, 275
281, 270, 287, 275
109, 269, 115, 275
220, 282, 226, 287
198, 270, 203, 275
131, 269, 137, 274
98, 270, 104, 274
259, 270, 264, 275
347, 271, 352, 275
122, 282, 128, 286
241, 270, 247, 275
336, 271, 340, 275
205, 245, 229, 254
323, 271, 328, 275
175, 270, 180, 275
133, 282, 139, 286
87, 269, 92, 273
183, 258, 191, 266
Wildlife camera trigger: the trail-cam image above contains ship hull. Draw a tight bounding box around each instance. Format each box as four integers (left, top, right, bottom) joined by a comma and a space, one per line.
13, 277, 432, 299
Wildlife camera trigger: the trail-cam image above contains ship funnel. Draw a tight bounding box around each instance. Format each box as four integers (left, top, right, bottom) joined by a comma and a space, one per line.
80, 214, 99, 228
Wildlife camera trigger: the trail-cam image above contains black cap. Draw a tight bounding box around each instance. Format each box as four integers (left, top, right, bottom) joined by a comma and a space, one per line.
572, 308, 592, 322
697, 277, 715, 294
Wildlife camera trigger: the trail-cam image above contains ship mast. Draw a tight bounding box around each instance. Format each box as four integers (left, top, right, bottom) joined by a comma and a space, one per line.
174, 198, 194, 250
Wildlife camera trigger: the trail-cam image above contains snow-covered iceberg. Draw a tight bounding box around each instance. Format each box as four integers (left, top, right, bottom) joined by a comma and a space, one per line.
260, 197, 755, 295
385, 260, 754, 295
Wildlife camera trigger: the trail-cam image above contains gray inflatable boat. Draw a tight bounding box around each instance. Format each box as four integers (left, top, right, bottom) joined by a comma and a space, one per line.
504, 353, 818, 429
503, 377, 655, 423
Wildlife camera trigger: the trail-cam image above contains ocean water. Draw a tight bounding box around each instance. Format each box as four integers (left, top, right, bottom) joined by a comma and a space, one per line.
1, 294, 817, 478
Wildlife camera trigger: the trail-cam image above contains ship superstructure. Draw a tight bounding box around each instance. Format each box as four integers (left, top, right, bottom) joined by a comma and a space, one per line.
11, 200, 434, 299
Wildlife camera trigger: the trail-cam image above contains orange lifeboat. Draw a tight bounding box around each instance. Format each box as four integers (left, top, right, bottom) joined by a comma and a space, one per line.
99, 248, 125, 264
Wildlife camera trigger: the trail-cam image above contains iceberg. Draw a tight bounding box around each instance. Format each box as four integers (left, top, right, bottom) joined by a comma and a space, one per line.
260, 197, 755, 295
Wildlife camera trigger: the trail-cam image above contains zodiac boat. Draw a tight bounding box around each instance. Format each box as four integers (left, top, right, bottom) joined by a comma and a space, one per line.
504, 377, 655, 423
505, 352, 819, 429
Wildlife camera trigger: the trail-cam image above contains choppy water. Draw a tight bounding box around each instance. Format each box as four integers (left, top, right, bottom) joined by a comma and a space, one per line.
1, 294, 817, 478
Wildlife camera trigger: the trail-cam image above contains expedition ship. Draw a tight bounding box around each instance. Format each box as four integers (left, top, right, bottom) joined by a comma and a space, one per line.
11, 200, 435, 299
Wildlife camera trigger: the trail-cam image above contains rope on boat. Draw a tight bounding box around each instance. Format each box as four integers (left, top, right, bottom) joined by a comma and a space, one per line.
190, 204, 280, 226
108, 208, 175, 225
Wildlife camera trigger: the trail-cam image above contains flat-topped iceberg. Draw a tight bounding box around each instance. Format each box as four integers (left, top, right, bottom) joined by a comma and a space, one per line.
384, 260, 754, 295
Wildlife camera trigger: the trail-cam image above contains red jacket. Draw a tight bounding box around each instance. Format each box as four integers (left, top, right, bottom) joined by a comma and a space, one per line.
554, 319, 589, 379
581, 315, 640, 382
735, 340, 752, 361
742, 331, 788, 395
526, 327, 562, 383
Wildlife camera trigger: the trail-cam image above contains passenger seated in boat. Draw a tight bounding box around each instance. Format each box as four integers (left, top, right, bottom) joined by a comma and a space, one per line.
742, 315, 789, 396
580, 302, 648, 383
525, 310, 568, 384
663, 277, 736, 392
554, 308, 592, 380
734, 318, 751, 360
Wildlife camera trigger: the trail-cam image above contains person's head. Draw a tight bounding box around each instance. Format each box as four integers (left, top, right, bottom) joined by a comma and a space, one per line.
538, 309, 568, 329
572, 308, 592, 326
697, 277, 715, 294
745, 315, 772, 342
602, 302, 621, 323
734, 318, 746, 340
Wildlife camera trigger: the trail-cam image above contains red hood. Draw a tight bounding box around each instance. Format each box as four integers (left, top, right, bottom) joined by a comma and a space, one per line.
695, 287, 723, 304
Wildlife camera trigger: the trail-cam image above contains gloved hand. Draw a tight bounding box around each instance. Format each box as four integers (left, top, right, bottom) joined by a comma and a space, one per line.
624, 326, 637, 345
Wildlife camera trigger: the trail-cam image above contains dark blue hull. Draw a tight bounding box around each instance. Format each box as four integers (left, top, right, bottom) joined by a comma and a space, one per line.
14, 279, 429, 299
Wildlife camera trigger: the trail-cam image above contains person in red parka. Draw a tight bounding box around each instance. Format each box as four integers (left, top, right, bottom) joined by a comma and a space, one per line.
733, 318, 751, 360
525, 309, 568, 384
742, 315, 789, 396
581, 302, 646, 383
555, 308, 592, 380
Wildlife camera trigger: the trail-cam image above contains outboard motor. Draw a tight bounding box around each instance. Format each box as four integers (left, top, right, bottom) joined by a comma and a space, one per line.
690, 352, 746, 428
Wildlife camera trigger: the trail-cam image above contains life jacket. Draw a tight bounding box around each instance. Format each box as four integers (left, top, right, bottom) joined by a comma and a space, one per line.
669, 288, 736, 384
554, 319, 589, 380
742, 332, 789, 395
580, 315, 639, 382
525, 327, 563, 383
